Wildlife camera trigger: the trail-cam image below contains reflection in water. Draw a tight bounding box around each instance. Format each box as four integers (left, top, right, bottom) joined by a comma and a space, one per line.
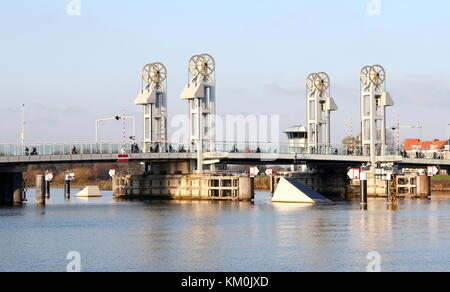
2, 190, 450, 271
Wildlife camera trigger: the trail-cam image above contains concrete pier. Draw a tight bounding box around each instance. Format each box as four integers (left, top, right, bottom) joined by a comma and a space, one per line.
64, 179, 71, 199
35, 175, 46, 205
360, 178, 368, 205
418, 176, 432, 198
112, 160, 255, 201
45, 180, 51, 199
113, 173, 255, 201
12, 173, 23, 204
0, 171, 24, 206
348, 171, 434, 199
0, 173, 13, 205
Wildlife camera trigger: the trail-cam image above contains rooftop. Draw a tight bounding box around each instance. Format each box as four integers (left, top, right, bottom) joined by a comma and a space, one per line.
284, 125, 307, 133
403, 139, 449, 150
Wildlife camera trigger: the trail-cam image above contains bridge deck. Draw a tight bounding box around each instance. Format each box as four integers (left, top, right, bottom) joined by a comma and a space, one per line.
1, 142, 450, 168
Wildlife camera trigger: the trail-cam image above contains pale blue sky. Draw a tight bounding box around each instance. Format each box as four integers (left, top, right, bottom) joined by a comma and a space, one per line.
0, 0, 449, 143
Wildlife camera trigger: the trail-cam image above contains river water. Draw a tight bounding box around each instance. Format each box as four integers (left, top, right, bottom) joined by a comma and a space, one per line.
1, 189, 450, 272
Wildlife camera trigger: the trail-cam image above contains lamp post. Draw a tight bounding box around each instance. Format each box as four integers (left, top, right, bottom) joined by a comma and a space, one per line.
447, 123, 450, 143
447, 123, 450, 153
391, 122, 422, 155
95, 116, 136, 143
20, 104, 26, 150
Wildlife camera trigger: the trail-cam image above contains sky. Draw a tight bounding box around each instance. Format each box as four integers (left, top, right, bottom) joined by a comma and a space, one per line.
0, 0, 449, 145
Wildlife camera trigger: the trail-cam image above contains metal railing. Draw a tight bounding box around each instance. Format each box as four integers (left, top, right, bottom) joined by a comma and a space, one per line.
0, 142, 187, 157
1, 141, 449, 161
214, 142, 366, 156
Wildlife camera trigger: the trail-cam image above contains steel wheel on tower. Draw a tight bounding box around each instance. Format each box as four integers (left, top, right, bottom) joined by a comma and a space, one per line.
369, 65, 386, 86
188, 55, 205, 77
149, 62, 167, 84
198, 53, 216, 77
314, 72, 330, 92
141, 63, 154, 84
306, 73, 318, 91
360, 65, 372, 85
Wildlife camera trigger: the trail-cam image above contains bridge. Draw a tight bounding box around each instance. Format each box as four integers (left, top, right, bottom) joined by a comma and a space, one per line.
2, 142, 450, 169
1, 55, 449, 205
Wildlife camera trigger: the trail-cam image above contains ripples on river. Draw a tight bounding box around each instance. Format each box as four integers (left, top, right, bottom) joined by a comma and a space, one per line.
1, 189, 450, 272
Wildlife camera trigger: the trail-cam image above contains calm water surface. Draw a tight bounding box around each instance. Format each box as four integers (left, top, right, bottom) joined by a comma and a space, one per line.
1, 189, 450, 272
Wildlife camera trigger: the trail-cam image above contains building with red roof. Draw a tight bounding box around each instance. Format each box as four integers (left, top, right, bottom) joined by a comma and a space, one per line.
403, 139, 449, 158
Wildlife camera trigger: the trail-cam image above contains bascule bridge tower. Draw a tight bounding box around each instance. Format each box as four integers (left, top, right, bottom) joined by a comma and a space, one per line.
180, 54, 217, 173
135, 63, 168, 153
360, 65, 394, 168
306, 72, 337, 154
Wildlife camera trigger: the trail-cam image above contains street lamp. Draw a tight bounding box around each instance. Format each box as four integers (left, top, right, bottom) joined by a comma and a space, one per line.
20, 104, 26, 148
446, 123, 450, 152
391, 122, 422, 154
95, 116, 136, 143
447, 123, 450, 142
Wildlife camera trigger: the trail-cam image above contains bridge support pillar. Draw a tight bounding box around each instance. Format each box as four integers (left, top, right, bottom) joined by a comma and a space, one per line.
0, 172, 24, 206
418, 175, 432, 198
239, 176, 255, 201
0, 173, 12, 205
64, 179, 71, 199
385, 180, 391, 203
360, 175, 368, 206
45, 180, 51, 199
13, 173, 23, 204
35, 175, 46, 205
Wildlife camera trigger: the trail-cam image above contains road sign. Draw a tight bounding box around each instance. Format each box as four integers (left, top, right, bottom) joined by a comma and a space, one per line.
45, 173, 54, 182
65, 172, 75, 181
118, 154, 129, 162
265, 168, 273, 177
347, 168, 360, 180
360, 172, 368, 181
385, 172, 393, 181
249, 167, 260, 178
427, 166, 439, 177
109, 169, 117, 178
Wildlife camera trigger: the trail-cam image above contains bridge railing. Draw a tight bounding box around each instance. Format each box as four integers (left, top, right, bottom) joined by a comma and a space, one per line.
1, 142, 450, 161
0, 142, 196, 157
0, 143, 145, 157
214, 142, 366, 156
0, 142, 365, 157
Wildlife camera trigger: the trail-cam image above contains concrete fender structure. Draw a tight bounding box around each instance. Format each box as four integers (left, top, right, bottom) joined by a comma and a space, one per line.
272, 177, 332, 204
76, 186, 102, 198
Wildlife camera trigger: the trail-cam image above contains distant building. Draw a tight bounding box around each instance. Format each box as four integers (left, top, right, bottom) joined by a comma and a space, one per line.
284, 125, 308, 149
403, 139, 449, 159
342, 135, 362, 156
284, 125, 314, 173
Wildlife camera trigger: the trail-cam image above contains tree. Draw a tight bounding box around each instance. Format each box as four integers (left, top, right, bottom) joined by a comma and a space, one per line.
385, 129, 396, 150
342, 135, 360, 147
